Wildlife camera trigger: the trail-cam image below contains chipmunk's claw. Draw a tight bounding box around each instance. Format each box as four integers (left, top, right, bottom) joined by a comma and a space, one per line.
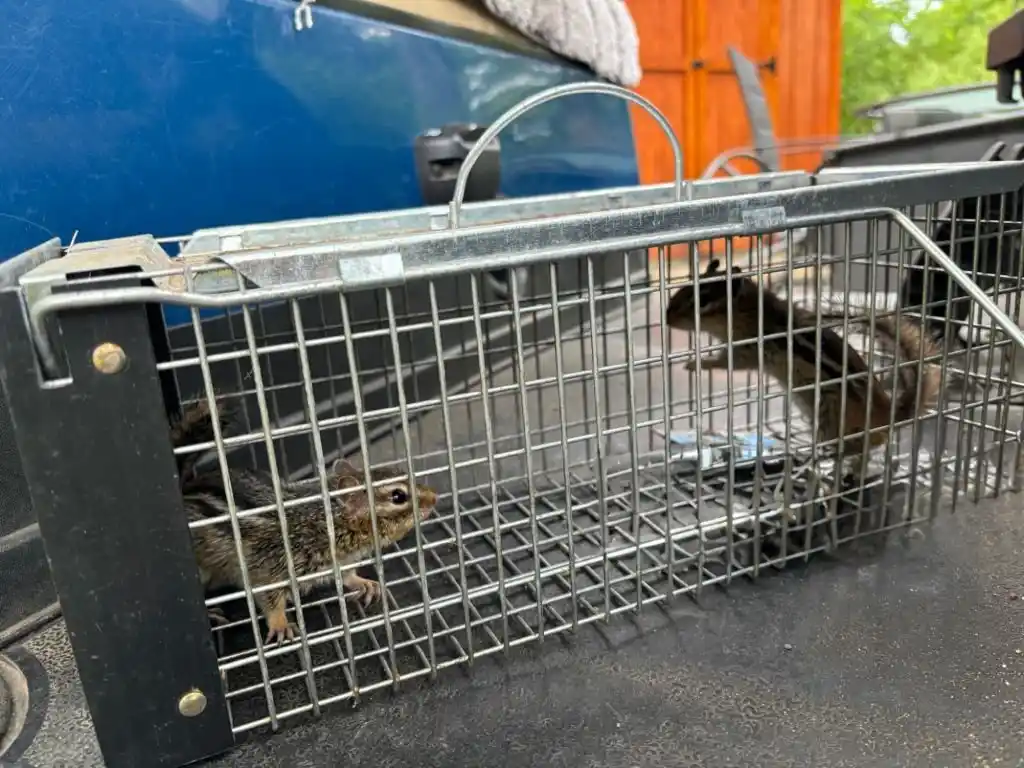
264, 605, 296, 646
345, 574, 383, 609
264, 623, 296, 646
363, 580, 383, 608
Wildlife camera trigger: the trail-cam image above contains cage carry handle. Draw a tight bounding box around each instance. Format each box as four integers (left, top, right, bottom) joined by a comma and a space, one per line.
446, 82, 688, 229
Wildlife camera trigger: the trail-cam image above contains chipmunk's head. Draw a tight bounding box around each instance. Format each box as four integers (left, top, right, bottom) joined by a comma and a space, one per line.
665, 258, 746, 331
330, 459, 438, 520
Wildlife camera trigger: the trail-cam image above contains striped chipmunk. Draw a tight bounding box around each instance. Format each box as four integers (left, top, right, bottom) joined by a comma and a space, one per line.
665, 258, 941, 466
170, 397, 438, 644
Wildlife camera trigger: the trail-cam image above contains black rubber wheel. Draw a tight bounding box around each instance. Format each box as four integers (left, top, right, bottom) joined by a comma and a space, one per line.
0, 665, 10, 751
0, 648, 47, 765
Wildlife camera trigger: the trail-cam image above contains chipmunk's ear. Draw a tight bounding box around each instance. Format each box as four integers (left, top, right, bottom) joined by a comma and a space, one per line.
724, 267, 745, 301
332, 458, 359, 475
704, 259, 722, 276
331, 459, 365, 490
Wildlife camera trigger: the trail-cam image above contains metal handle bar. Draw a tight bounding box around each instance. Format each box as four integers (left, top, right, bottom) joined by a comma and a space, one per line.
26, 207, 1024, 380
448, 81, 687, 228
701, 138, 844, 179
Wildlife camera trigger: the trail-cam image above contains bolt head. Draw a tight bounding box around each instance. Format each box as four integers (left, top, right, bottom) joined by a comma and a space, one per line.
91, 343, 127, 375
178, 689, 207, 718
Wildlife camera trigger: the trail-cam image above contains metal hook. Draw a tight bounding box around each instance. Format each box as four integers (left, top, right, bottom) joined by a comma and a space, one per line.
294, 0, 315, 31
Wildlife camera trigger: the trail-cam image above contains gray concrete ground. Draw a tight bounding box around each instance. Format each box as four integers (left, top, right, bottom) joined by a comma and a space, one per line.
5, 491, 1024, 768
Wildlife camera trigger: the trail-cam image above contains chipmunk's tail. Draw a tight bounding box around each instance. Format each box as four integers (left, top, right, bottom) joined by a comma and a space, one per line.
169, 396, 239, 481
860, 315, 942, 422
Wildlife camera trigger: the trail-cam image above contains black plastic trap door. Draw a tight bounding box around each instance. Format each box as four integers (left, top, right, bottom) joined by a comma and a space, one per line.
0, 284, 234, 768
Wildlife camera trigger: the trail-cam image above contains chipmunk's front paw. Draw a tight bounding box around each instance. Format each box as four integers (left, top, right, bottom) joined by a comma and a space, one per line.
345, 574, 383, 609
264, 607, 296, 646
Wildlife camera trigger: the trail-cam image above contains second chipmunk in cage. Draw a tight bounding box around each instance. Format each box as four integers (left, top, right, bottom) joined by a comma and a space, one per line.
169, 398, 438, 644
665, 259, 942, 464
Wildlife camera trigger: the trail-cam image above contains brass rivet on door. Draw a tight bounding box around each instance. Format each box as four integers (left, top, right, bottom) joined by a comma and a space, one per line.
178, 689, 207, 718
91, 342, 127, 374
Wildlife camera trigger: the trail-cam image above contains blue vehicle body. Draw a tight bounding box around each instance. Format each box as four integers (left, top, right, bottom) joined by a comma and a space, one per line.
0, 0, 638, 635
0, 0, 639, 299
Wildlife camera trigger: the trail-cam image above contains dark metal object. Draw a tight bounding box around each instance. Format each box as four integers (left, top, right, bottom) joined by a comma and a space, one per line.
856, 83, 1004, 119
414, 123, 501, 207
0, 241, 60, 649
819, 113, 1024, 171
987, 10, 1024, 103
900, 141, 1024, 340
414, 122, 511, 297
816, 112, 1024, 294
0, 285, 233, 768
727, 46, 780, 174
0, 604, 62, 654
854, 83, 1023, 134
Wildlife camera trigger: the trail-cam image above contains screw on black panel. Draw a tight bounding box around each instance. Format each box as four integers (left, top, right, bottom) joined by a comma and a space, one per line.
91, 343, 127, 375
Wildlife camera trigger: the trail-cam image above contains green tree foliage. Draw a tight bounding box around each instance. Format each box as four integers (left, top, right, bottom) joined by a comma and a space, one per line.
841, 0, 1022, 132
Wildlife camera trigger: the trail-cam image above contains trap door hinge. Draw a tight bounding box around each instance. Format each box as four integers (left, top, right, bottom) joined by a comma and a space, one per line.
17, 235, 247, 313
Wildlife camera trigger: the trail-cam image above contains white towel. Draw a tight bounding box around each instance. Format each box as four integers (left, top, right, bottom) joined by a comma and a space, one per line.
482, 0, 642, 87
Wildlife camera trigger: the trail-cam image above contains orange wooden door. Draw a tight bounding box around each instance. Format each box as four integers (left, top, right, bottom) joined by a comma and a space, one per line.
692, 0, 782, 179
629, 0, 781, 264
628, 0, 781, 184
774, 0, 843, 173
627, 0, 695, 184
627, 0, 841, 267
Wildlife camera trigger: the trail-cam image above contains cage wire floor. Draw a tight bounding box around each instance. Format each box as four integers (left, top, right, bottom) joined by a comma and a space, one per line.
5, 286, 1024, 767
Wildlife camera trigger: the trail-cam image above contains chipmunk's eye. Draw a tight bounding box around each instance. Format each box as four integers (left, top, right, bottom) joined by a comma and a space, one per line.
390, 488, 408, 505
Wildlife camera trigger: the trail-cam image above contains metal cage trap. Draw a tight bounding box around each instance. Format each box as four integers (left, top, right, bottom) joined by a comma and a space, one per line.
3, 84, 1024, 767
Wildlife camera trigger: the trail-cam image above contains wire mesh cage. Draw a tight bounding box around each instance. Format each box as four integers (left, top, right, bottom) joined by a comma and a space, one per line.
3, 84, 1024, 763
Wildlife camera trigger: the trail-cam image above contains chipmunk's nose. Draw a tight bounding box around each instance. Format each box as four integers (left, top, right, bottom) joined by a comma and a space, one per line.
420, 488, 438, 507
